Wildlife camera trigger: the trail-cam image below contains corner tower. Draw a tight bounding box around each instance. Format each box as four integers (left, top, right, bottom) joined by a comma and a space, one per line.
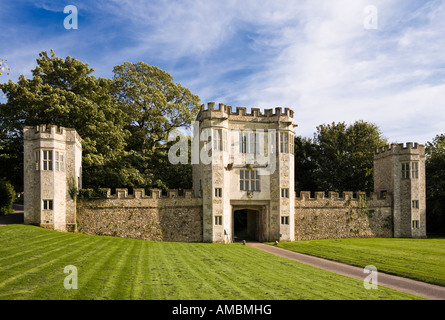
24, 125, 82, 232
374, 143, 426, 238
193, 103, 296, 243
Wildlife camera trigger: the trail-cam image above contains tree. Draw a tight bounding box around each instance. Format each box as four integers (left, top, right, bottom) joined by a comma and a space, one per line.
0, 50, 132, 190
425, 134, 445, 234
294, 136, 321, 193
111, 62, 200, 190
0, 178, 16, 215
0, 59, 10, 76
297, 120, 387, 193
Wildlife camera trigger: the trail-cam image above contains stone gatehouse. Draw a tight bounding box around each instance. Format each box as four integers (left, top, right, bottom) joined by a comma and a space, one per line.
23, 103, 427, 243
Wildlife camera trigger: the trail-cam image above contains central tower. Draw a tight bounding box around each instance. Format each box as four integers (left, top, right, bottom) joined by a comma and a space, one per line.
193, 103, 296, 243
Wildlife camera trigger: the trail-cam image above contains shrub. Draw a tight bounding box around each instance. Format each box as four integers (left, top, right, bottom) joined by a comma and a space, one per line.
95, 188, 109, 199
0, 178, 16, 215
79, 189, 94, 199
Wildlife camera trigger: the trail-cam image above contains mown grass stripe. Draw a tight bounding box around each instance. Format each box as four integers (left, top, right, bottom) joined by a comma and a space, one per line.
0, 226, 426, 300
0, 235, 105, 294
0, 234, 93, 272
97, 238, 140, 300
0, 232, 86, 266
7, 236, 113, 300
70, 237, 132, 300
129, 240, 149, 300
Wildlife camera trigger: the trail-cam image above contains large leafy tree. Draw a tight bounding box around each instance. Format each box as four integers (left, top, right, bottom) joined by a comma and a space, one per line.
0, 50, 133, 190
425, 134, 445, 233
294, 136, 321, 194
111, 62, 200, 190
295, 121, 387, 193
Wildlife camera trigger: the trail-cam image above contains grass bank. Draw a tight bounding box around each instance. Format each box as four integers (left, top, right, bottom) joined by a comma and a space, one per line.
276, 238, 445, 287
0, 225, 423, 300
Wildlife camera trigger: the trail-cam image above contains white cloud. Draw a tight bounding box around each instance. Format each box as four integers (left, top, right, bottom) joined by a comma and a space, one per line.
1, 0, 444, 144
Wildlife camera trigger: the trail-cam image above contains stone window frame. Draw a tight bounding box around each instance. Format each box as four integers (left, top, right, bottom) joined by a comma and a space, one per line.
412, 200, 419, 209
214, 188, 222, 198
401, 162, 410, 179
281, 188, 289, 198
279, 132, 294, 155
279, 132, 289, 153
411, 162, 419, 179
55, 151, 64, 172
34, 150, 40, 170
239, 131, 260, 155
212, 129, 223, 152
43, 199, 53, 211
412, 220, 420, 229
240, 170, 260, 192
281, 216, 289, 225
42, 150, 53, 171
214, 216, 223, 226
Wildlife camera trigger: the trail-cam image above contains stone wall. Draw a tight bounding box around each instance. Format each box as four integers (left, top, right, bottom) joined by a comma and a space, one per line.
294, 191, 393, 241
76, 189, 203, 242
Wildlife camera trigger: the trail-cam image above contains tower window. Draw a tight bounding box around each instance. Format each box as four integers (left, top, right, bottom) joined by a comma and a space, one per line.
213, 129, 223, 151
240, 170, 260, 191
43, 150, 53, 171
279, 132, 294, 154
290, 134, 295, 155
55, 152, 64, 172
240, 132, 248, 154
35, 151, 40, 170
215, 216, 222, 226
412, 220, 419, 229
412, 200, 419, 209
281, 188, 289, 198
280, 132, 289, 153
401, 163, 410, 179
402, 162, 419, 180
411, 162, 419, 179
239, 132, 258, 154
43, 200, 53, 210
215, 188, 222, 198
281, 216, 289, 225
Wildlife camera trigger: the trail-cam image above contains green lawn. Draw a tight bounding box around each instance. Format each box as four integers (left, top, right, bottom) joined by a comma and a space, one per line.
276, 238, 445, 287
0, 225, 424, 300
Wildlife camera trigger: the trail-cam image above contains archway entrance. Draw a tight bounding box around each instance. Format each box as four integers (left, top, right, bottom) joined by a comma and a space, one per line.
233, 209, 260, 242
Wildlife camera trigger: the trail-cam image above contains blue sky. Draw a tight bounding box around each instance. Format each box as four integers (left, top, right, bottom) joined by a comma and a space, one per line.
1, 0, 444, 144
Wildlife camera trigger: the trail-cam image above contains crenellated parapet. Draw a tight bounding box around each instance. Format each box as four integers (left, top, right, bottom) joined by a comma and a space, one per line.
24, 124, 82, 145
103, 188, 200, 200
295, 191, 392, 206
374, 142, 425, 160
196, 102, 295, 124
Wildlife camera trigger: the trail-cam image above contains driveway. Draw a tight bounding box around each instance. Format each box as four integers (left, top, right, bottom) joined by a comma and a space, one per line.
0, 204, 24, 226
247, 242, 445, 300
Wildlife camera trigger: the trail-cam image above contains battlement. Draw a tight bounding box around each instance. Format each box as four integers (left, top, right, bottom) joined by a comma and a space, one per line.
105, 188, 199, 200
24, 125, 82, 143
197, 102, 295, 121
374, 142, 425, 159
295, 191, 392, 203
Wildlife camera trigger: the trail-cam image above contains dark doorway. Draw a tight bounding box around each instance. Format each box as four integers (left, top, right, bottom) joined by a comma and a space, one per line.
233, 209, 259, 242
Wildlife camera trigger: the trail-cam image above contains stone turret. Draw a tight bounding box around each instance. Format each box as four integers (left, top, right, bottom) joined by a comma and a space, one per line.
23, 125, 82, 232
374, 143, 426, 238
